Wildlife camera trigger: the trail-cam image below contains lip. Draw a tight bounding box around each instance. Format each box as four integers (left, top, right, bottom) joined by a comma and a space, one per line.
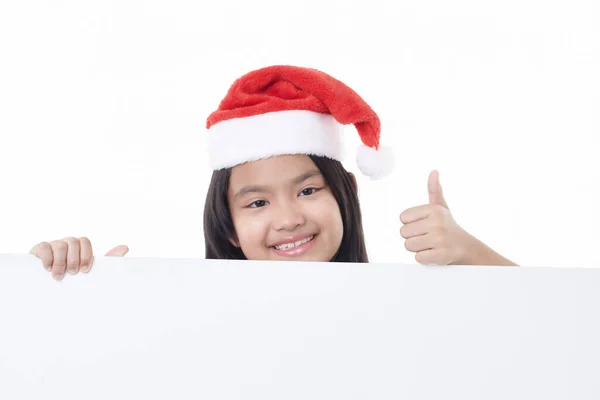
270, 234, 317, 257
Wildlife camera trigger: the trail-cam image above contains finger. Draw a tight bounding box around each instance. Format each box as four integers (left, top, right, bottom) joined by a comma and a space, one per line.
400, 219, 432, 239
63, 237, 81, 275
79, 237, 94, 273
105, 245, 129, 257
50, 240, 68, 281
400, 205, 434, 224
29, 242, 53, 271
428, 170, 449, 209
415, 249, 447, 265
404, 234, 435, 253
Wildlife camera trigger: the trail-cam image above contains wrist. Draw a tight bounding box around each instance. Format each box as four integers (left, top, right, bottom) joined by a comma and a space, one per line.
460, 234, 488, 265
456, 233, 517, 266
454, 233, 482, 265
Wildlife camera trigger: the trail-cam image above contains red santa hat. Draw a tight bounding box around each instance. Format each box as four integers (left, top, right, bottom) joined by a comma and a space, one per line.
205, 65, 394, 180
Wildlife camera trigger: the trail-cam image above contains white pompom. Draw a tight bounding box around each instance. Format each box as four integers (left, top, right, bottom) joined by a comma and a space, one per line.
356, 144, 395, 180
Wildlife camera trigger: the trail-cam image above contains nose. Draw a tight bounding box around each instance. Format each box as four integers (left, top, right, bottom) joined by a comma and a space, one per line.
272, 201, 306, 232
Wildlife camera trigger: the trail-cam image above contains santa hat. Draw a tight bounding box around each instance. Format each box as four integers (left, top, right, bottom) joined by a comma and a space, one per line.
205, 65, 394, 180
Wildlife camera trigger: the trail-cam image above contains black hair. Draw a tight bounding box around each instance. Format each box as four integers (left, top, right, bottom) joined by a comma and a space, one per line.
203, 155, 368, 262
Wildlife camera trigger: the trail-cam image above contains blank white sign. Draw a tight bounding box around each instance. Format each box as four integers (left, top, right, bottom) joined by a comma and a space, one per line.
0, 254, 599, 399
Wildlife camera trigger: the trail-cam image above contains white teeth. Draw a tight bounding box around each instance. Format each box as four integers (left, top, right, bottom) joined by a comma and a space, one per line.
274, 236, 314, 250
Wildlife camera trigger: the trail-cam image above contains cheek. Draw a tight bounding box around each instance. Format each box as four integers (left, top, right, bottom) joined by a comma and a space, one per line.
231, 213, 269, 249
311, 196, 344, 238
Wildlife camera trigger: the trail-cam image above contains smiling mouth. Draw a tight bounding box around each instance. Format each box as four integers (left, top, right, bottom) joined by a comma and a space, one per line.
271, 235, 315, 251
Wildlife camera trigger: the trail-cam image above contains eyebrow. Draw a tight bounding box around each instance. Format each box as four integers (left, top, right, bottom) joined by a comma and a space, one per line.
233, 170, 323, 200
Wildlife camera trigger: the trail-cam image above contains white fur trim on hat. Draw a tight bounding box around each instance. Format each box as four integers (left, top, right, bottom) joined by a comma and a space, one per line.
356, 144, 394, 180
207, 110, 344, 169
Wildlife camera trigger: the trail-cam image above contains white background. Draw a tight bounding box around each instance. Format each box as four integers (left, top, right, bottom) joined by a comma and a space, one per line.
0, 0, 598, 267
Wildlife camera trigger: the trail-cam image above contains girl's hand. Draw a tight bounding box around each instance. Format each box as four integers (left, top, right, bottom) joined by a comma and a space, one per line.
29, 237, 129, 281
400, 171, 516, 266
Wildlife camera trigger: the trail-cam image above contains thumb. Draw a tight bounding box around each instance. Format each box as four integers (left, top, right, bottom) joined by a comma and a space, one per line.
428, 170, 449, 209
105, 245, 129, 257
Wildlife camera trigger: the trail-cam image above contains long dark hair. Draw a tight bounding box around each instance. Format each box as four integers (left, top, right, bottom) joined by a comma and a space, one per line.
203, 155, 369, 262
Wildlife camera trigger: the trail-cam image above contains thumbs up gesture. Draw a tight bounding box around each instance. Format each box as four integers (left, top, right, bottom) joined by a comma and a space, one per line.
400, 171, 517, 266
399, 171, 467, 265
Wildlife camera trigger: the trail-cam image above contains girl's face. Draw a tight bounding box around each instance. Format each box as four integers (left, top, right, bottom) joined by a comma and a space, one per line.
227, 155, 344, 261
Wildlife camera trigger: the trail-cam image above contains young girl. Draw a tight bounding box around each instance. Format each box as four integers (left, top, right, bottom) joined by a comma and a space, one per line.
29, 65, 517, 280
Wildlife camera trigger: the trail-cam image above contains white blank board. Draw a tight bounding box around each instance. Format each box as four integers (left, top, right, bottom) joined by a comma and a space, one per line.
0, 254, 599, 399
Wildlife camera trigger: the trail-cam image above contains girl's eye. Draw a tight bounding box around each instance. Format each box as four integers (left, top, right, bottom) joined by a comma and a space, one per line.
248, 200, 267, 208
300, 188, 318, 196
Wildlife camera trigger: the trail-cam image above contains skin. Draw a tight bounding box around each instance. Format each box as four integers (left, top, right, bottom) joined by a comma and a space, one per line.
29, 239, 128, 281
400, 170, 517, 266
227, 155, 344, 262
29, 157, 516, 281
